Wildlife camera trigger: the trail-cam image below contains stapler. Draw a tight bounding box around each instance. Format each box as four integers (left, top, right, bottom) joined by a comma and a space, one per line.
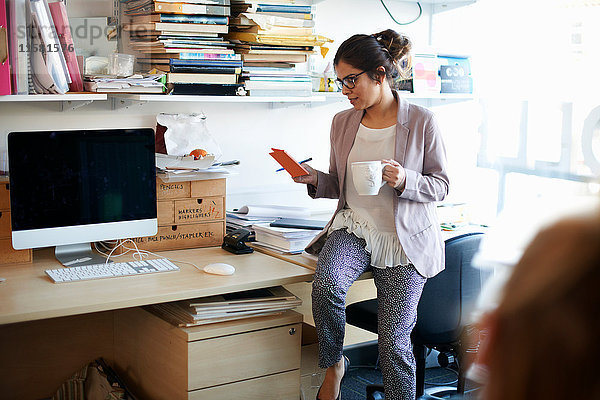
222, 228, 254, 255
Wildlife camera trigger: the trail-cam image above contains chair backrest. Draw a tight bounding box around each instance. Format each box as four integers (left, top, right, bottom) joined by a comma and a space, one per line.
412, 232, 488, 345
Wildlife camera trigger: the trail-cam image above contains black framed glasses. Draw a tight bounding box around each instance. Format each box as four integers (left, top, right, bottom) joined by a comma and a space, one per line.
335, 70, 367, 90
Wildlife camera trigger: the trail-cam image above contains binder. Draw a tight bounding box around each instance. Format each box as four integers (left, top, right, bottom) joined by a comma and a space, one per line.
268, 148, 309, 178
0, 0, 12, 95
7, 0, 29, 94
48, 1, 83, 92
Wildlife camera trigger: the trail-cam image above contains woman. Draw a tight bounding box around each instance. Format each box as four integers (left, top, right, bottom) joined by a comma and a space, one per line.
294, 30, 449, 400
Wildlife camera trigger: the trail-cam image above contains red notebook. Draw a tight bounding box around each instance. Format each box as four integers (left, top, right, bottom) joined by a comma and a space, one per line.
0, 0, 12, 95
269, 148, 309, 178
49, 1, 83, 92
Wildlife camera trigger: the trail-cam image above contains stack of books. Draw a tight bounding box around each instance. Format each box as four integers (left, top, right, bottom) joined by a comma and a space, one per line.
252, 223, 319, 254
146, 286, 302, 327
227, 0, 332, 96
123, 0, 245, 95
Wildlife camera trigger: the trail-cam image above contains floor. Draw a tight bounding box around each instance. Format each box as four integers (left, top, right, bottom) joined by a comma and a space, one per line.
340, 364, 481, 400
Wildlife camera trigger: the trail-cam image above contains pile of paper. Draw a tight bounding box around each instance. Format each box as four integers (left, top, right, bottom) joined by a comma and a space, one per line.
146, 286, 301, 327
252, 223, 319, 254
84, 74, 165, 93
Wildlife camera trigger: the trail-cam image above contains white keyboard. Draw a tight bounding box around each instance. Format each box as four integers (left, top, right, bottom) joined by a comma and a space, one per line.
45, 258, 180, 283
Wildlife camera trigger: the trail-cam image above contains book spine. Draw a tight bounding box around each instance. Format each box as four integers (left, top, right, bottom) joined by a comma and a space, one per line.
167, 72, 237, 84
154, 3, 231, 16
170, 65, 240, 74
0, 0, 13, 95
170, 82, 243, 96
158, 14, 228, 25
255, 5, 312, 14
177, 52, 241, 60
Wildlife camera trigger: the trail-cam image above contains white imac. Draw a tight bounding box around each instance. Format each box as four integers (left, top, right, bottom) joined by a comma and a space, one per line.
8, 128, 158, 267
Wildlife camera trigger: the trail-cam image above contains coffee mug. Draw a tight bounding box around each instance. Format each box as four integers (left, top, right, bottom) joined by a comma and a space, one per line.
351, 161, 386, 195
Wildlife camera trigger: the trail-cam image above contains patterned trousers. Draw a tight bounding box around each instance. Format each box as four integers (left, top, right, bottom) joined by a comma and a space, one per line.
312, 229, 426, 400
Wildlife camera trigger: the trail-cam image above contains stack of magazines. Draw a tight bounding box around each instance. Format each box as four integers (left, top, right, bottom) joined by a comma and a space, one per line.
146, 286, 301, 327
252, 223, 319, 254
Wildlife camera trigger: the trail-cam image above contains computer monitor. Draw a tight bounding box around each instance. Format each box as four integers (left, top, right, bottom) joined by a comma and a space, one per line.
7, 128, 158, 267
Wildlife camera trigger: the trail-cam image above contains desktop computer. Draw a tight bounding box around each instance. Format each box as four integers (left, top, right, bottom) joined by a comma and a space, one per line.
7, 128, 158, 268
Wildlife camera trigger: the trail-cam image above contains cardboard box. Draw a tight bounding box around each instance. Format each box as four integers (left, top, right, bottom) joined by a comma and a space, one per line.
130, 177, 226, 251
131, 221, 225, 252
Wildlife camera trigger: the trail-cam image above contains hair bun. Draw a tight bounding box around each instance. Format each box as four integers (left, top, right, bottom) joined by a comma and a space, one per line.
372, 29, 411, 62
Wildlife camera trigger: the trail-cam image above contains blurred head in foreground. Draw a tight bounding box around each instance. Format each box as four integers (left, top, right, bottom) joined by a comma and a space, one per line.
481, 210, 600, 400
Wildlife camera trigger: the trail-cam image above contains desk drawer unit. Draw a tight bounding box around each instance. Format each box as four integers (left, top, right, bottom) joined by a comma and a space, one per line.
131, 177, 226, 252
0, 178, 32, 265
115, 307, 302, 400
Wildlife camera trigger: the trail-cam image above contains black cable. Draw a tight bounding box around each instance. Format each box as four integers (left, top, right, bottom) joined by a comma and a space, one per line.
380, 0, 423, 25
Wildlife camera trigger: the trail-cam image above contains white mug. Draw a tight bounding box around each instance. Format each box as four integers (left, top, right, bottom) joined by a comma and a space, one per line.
351, 161, 386, 195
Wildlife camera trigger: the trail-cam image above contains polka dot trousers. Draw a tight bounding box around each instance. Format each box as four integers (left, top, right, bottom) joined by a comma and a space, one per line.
312, 229, 426, 400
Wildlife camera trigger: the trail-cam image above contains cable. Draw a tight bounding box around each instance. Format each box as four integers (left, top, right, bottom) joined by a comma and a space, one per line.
94, 239, 202, 272
380, 0, 422, 25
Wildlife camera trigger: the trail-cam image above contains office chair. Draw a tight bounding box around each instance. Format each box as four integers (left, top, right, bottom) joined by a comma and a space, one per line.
346, 232, 488, 400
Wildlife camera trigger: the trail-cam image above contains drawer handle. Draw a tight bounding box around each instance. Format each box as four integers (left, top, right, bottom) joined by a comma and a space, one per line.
289, 328, 297, 336
197, 199, 203, 205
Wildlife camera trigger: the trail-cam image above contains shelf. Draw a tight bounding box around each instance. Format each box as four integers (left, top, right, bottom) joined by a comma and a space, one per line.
109, 94, 326, 103
0, 94, 108, 102
109, 94, 327, 110
0, 93, 109, 111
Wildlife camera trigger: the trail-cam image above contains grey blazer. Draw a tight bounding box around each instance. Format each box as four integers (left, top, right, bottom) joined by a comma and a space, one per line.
306, 91, 449, 278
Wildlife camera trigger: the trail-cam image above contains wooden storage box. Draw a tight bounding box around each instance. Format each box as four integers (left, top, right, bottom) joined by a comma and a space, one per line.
0, 178, 32, 265
115, 307, 303, 400
131, 177, 226, 252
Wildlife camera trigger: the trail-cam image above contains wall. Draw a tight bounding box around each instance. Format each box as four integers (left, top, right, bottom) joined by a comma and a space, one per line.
1, 0, 485, 214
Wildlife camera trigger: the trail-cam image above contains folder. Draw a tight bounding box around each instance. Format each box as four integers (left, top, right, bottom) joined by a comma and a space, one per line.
0, 0, 12, 95
269, 148, 309, 178
270, 218, 326, 230
49, 1, 83, 92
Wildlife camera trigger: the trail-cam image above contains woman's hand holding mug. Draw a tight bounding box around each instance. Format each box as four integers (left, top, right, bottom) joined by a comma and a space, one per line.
382, 159, 406, 190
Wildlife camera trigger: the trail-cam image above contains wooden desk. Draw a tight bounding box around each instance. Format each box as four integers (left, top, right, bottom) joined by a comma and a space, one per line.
0, 247, 314, 325
0, 246, 315, 399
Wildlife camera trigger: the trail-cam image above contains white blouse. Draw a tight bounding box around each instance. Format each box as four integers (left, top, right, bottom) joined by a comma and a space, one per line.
328, 123, 410, 268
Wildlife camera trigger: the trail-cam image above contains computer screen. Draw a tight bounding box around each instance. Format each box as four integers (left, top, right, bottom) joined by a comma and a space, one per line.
8, 128, 157, 267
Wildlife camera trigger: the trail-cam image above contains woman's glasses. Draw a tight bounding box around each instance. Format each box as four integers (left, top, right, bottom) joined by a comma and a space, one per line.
335, 70, 367, 90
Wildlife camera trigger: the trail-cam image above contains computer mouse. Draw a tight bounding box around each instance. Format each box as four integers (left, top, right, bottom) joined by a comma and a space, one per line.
203, 263, 236, 276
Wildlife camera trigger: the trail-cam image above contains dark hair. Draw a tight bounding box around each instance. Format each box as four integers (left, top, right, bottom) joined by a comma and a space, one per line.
333, 29, 412, 88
